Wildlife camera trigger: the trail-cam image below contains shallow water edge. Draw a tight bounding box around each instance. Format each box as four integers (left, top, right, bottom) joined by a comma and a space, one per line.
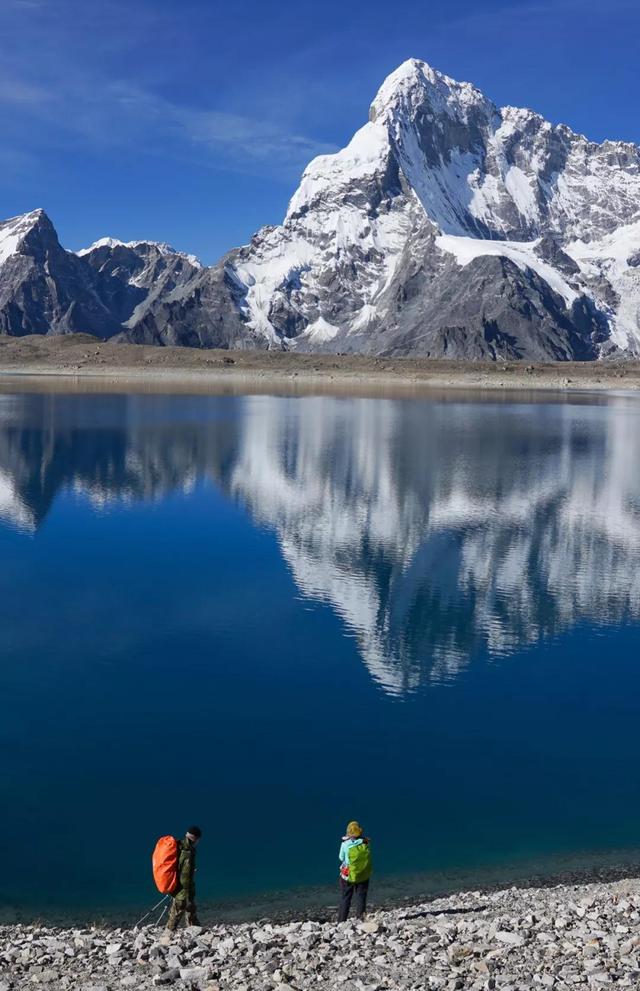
5, 849, 640, 928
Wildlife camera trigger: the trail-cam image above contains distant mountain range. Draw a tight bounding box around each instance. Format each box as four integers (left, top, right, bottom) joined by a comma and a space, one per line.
2, 59, 640, 360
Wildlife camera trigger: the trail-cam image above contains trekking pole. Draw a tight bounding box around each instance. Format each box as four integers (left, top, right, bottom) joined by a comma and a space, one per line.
156, 901, 169, 927
134, 894, 170, 929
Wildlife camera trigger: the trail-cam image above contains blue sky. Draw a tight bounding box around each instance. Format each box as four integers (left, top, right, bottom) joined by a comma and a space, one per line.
1, 0, 639, 264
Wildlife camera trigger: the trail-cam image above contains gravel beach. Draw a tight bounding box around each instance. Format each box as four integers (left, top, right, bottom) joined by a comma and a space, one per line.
4, 877, 640, 990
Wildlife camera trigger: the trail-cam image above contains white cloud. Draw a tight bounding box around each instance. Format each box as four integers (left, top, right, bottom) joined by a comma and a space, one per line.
0, 69, 335, 178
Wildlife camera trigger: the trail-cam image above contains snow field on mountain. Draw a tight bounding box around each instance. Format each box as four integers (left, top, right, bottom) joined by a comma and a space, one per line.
566, 222, 640, 349
235, 116, 416, 341
436, 234, 579, 306
0, 210, 44, 267
0, 225, 23, 267
286, 121, 390, 221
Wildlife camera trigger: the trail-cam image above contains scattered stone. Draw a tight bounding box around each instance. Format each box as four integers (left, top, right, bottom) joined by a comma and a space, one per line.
495, 930, 526, 947
179, 965, 210, 986
5, 877, 640, 990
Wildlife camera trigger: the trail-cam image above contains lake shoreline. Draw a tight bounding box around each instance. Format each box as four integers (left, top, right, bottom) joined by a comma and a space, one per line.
4, 874, 640, 990
6, 854, 640, 928
1, 334, 640, 397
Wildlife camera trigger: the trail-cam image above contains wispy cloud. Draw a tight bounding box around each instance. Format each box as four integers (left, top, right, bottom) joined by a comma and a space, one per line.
447, 0, 637, 25
103, 82, 337, 171
4, 0, 46, 8
0, 0, 337, 181
0, 69, 336, 178
0, 78, 52, 106
0, 146, 36, 176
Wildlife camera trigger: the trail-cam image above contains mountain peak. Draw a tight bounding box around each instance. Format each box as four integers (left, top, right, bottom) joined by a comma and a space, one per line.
369, 58, 491, 125
79, 236, 125, 253
0, 208, 57, 267
0, 207, 50, 231
77, 237, 202, 268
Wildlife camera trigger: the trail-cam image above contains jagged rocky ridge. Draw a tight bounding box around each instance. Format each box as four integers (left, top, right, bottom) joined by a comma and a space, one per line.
4, 878, 640, 990
1, 58, 640, 358
0, 212, 201, 340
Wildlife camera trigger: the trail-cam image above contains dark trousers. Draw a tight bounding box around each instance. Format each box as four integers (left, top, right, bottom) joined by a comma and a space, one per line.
337, 878, 369, 922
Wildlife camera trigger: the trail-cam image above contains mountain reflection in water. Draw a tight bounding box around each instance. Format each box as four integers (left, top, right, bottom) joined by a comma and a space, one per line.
1, 390, 639, 696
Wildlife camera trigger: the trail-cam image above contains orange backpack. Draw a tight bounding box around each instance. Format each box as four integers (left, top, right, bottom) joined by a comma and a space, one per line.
152, 836, 180, 894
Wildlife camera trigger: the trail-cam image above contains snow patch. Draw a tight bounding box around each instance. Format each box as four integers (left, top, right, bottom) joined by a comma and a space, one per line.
77, 238, 202, 267
350, 304, 378, 332
565, 221, 640, 350
234, 236, 317, 343
298, 316, 339, 343
504, 166, 538, 223
436, 234, 579, 305
0, 227, 23, 268
77, 237, 125, 253
286, 121, 390, 222
0, 210, 45, 268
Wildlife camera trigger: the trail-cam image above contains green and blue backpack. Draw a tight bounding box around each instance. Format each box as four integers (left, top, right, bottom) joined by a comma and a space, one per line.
347, 840, 372, 883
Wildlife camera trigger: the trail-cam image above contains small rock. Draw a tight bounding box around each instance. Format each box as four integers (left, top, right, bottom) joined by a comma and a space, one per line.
495, 931, 525, 947
180, 966, 209, 983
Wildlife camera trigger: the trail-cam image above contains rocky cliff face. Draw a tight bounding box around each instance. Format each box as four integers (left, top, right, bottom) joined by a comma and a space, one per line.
79, 237, 201, 328
0, 213, 201, 341
1, 59, 640, 358
0, 210, 122, 338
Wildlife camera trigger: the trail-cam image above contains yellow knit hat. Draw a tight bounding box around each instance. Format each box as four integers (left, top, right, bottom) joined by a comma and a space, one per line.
346, 821, 363, 838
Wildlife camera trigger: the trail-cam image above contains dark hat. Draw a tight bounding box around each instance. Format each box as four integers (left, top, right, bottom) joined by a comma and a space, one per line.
186, 825, 202, 839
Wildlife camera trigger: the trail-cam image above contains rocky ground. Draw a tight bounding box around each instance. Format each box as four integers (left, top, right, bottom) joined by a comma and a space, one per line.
3, 877, 640, 990
0, 335, 640, 396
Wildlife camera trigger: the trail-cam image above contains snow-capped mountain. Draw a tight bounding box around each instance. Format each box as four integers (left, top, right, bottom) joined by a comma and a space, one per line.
0, 210, 200, 340
122, 59, 640, 358
79, 236, 201, 329
0, 209, 122, 338
1, 58, 640, 357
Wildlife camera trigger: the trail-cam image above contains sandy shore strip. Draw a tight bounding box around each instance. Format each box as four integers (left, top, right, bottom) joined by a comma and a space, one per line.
3, 876, 640, 989
1, 334, 640, 397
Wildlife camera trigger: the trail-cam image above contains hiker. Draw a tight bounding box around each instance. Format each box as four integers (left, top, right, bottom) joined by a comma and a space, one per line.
166, 825, 202, 932
337, 820, 372, 922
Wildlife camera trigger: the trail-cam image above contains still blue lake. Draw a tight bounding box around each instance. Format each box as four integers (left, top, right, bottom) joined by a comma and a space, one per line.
2, 387, 640, 921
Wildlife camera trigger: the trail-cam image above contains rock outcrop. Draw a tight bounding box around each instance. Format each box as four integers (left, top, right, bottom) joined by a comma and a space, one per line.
0, 211, 122, 339
0, 213, 201, 341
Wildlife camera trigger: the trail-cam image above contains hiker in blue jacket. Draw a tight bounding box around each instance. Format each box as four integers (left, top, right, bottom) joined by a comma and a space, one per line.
337, 820, 372, 922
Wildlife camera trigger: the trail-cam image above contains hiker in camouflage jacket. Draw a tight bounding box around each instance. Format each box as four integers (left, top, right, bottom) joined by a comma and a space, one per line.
166, 826, 202, 930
